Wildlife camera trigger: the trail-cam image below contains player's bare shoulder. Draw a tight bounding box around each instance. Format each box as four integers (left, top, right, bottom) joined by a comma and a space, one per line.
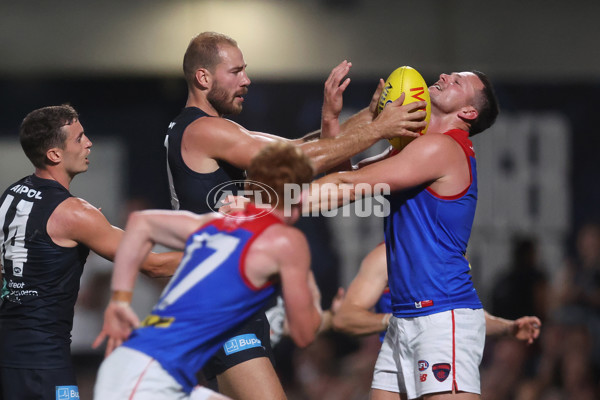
404, 131, 457, 158
187, 115, 249, 142
257, 223, 309, 262
47, 197, 104, 247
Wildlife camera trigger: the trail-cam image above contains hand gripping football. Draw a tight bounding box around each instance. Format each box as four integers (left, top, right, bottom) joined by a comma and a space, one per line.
377, 66, 431, 150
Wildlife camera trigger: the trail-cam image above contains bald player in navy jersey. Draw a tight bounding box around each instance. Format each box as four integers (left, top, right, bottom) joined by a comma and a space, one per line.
164, 31, 426, 399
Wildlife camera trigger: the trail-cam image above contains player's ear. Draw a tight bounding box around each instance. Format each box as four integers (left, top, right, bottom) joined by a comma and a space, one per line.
458, 106, 478, 122
195, 68, 211, 90
46, 148, 62, 164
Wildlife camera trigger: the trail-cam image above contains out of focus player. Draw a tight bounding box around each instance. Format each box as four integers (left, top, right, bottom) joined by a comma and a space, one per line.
94, 143, 323, 400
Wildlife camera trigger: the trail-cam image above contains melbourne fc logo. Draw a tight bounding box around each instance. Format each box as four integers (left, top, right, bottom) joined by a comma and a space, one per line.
207, 180, 279, 219
432, 363, 451, 382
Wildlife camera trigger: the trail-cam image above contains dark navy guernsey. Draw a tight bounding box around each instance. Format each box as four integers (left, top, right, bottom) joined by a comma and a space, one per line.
165, 107, 245, 214
0, 175, 89, 368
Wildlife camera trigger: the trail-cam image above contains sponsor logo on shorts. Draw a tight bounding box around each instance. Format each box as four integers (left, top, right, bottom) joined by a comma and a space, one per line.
414, 299, 433, 309
56, 385, 79, 400
420, 373, 427, 382
418, 360, 429, 371
223, 333, 263, 355
432, 363, 451, 382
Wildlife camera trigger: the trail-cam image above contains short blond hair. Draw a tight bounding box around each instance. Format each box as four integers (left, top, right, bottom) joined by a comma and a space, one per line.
183, 32, 238, 87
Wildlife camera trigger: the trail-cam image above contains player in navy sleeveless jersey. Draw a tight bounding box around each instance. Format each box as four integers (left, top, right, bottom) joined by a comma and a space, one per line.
164, 31, 427, 399
309, 70, 502, 399
94, 142, 322, 400
0, 105, 180, 400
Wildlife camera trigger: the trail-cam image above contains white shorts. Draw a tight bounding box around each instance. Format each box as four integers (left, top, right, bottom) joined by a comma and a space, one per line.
372, 308, 485, 399
94, 347, 222, 400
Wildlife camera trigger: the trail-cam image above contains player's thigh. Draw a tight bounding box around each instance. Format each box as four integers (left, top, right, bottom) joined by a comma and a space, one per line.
216, 357, 285, 400
94, 346, 187, 400
0, 365, 78, 400
370, 388, 407, 400
202, 310, 274, 381
422, 392, 480, 399
372, 324, 405, 395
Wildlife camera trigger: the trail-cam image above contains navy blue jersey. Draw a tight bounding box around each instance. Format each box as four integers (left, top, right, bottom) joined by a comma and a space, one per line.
0, 175, 89, 368
124, 205, 280, 393
165, 107, 245, 214
384, 130, 482, 318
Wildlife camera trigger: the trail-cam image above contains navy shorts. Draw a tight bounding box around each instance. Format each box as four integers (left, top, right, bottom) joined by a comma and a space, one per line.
0, 366, 78, 400
202, 309, 274, 380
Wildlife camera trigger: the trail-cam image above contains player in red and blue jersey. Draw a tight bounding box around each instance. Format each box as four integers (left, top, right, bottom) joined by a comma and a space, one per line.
312, 70, 501, 399
93, 143, 323, 400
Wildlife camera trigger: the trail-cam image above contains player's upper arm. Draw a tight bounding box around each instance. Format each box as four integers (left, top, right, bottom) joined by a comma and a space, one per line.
48, 197, 124, 261
48, 200, 202, 268
124, 209, 214, 251
187, 117, 278, 170
275, 227, 320, 347
338, 133, 452, 192
343, 247, 389, 311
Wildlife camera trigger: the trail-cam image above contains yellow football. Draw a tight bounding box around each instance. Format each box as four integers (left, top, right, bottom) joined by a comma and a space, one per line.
377, 66, 431, 150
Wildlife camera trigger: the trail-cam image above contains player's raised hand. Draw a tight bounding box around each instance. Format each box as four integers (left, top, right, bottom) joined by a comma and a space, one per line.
374, 93, 427, 139
92, 301, 140, 357
322, 60, 352, 138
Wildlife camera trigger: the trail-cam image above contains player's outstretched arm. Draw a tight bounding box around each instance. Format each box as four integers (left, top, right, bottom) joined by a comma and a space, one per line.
185, 75, 424, 177
299, 93, 426, 174
92, 210, 214, 356
484, 312, 542, 345
304, 132, 451, 213
48, 197, 181, 277
333, 243, 391, 335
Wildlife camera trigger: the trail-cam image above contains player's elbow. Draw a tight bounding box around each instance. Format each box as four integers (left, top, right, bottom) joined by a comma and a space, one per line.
139, 263, 162, 278
139, 254, 177, 278
289, 329, 317, 349
288, 316, 319, 348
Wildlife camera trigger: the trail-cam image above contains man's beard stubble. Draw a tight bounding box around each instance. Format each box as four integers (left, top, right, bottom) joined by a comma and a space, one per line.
207, 83, 246, 116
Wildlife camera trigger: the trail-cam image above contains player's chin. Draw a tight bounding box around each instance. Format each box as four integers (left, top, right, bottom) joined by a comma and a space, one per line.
229, 102, 243, 115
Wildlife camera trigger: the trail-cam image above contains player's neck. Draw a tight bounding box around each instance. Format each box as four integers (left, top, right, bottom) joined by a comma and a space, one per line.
428, 112, 470, 135
185, 91, 220, 117
34, 167, 73, 190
